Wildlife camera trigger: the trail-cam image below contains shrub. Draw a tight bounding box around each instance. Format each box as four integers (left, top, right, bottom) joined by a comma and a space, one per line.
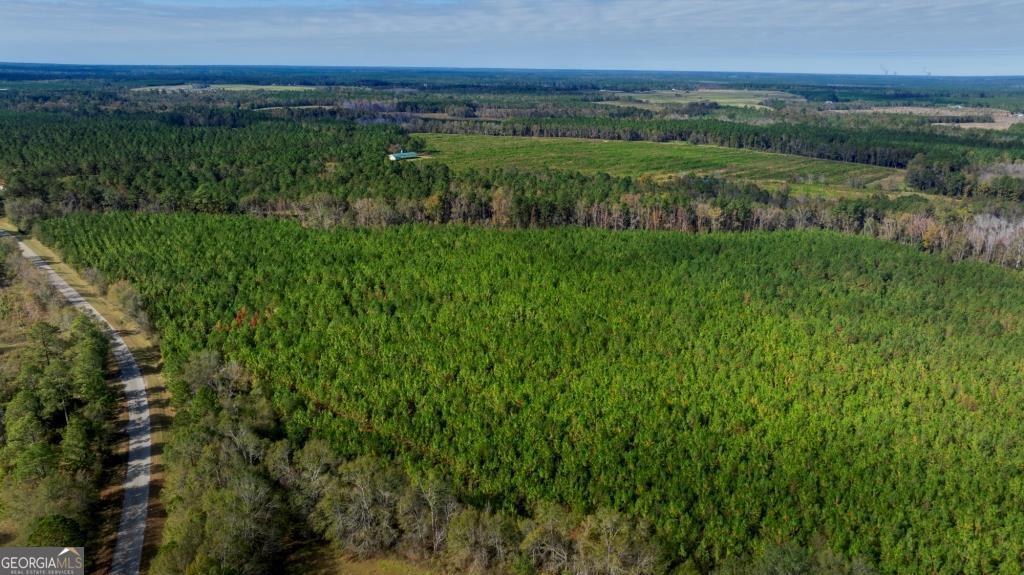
352, 197, 399, 227
26, 514, 85, 547
107, 279, 152, 335
519, 502, 579, 574
573, 509, 662, 575
313, 456, 406, 558
398, 473, 461, 558
81, 267, 108, 295
5, 197, 46, 233
0, 237, 17, 287
447, 508, 521, 574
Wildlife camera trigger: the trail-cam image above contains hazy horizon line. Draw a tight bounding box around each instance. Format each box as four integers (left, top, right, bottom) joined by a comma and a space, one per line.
3, 61, 1024, 80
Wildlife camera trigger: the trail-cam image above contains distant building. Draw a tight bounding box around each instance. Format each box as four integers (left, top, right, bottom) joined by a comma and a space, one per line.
388, 151, 418, 161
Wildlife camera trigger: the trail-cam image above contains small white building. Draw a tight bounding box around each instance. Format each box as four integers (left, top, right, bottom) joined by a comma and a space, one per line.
388, 151, 419, 161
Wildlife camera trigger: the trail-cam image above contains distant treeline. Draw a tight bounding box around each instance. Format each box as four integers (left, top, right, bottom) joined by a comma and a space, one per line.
3, 63, 1024, 102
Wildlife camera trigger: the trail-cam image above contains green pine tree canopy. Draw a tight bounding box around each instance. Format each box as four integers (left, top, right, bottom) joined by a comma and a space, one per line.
38, 213, 1024, 573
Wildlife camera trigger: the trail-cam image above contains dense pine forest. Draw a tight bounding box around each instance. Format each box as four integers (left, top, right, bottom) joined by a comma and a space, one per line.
36, 213, 1024, 574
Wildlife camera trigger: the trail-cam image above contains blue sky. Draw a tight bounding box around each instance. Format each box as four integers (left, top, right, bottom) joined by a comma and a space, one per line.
2, 0, 1023, 75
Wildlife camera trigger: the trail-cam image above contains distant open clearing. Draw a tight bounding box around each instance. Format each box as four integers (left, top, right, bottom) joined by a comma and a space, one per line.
419, 133, 901, 189
133, 83, 317, 93
215, 83, 317, 91
255, 104, 335, 111
832, 106, 1024, 131
608, 88, 805, 109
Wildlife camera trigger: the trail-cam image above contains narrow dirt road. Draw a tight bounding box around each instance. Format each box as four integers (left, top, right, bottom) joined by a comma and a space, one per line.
1, 230, 151, 575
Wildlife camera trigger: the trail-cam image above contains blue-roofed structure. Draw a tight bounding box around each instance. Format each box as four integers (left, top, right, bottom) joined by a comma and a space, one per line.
388, 151, 419, 161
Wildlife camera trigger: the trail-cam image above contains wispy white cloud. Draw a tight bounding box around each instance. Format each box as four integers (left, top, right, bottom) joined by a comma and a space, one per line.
1, 0, 1022, 74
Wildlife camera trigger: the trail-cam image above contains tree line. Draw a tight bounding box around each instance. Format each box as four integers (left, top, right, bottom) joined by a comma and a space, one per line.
0, 238, 116, 559
0, 111, 783, 227
2, 112, 1022, 230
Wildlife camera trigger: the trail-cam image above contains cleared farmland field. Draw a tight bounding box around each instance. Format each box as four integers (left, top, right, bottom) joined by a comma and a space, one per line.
610, 88, 805, 108
132, 83, 316, 92
419, 133, 901, 188
214, 83, 317, 91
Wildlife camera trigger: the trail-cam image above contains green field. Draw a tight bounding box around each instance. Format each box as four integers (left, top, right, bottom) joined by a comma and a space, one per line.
214, 83, 317, 92
420, 133, 902, 189
610, 88, 805, 108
